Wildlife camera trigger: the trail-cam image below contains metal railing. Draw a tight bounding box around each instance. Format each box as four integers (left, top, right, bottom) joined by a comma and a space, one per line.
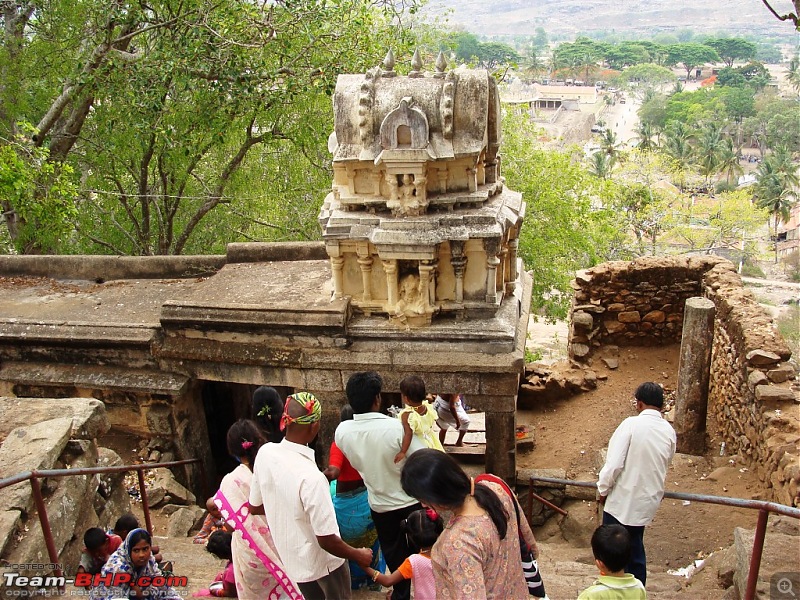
527, 475, 800, 600
0, 458, 206, 587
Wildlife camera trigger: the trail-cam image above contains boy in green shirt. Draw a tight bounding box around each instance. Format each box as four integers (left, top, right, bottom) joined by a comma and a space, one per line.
578, 525, 646, 599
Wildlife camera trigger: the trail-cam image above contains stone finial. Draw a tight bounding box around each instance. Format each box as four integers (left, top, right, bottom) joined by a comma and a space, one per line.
434, 51, 448, 78
409, 49, 423, 78
382, 49, 396, 77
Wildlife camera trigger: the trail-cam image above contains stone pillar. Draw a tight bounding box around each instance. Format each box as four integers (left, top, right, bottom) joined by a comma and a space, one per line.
372, 171, 383, 197
451, 241, 466, 302
674, 296, 715, 455
485, 409, 515, 481
506, 237, 519, 293
437, 167, 448, 194
356, 244, 373, 302
485, 240, 500, 304
418, 261, 434, 312
330, 257, 344, 300
383, 259, 398, 307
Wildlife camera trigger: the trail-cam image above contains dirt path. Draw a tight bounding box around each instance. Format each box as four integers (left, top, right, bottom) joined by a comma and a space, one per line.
517, 345, 765, 597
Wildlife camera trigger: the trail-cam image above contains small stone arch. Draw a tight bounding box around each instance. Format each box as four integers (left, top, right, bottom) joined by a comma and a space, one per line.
380, 97, 429, 149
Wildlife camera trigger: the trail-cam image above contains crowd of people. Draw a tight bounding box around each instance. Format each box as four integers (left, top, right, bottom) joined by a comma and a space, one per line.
78, 376, 674, 599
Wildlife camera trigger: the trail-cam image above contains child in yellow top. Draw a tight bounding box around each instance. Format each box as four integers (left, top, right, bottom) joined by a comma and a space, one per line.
578, 525, 646, 600
394, 375, 444, 463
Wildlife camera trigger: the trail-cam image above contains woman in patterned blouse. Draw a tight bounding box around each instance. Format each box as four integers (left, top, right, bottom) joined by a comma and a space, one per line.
400, 449, 538, 600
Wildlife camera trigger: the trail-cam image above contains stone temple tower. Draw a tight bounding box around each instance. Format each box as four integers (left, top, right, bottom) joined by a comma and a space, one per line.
319, 51, 526, 327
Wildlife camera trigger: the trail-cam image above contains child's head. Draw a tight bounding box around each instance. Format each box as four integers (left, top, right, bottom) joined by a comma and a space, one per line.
206, 530, 233, 562
84, 527, 110, 557
113, 513, 139, 540
399, 375, 426, 405
402, 508, 444, 550
206, 496, 222, 519
340, 404, 354, 422
591, 524, 631, 575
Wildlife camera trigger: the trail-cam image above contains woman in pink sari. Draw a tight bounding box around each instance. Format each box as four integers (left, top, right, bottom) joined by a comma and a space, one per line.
214, 419, 302, 600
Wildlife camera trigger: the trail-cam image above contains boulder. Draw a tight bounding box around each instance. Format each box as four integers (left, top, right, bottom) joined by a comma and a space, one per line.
152, 468, 196, 506
167, 506, 205, 537
0, 418, 74, 513
0, 397, 109, 441
734, 527, 800, 598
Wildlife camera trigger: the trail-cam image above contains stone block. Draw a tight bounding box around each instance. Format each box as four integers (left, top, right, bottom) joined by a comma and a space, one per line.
604, 321, 626, 334
755, 385, 796, 404
0, 417, 73, 512
643, 310, 666, 323
767, 364, 796, 384
618, 311, 641, 323
748, 370, 768, 391
746, 350, 782, 367
572, 311, 594, 330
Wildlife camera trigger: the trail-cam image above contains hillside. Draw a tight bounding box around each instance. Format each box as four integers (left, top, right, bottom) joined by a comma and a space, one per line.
420, 0, 790, 39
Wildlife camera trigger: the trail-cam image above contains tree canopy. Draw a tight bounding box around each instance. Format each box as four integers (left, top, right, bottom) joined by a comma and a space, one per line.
0, 0, 424, 254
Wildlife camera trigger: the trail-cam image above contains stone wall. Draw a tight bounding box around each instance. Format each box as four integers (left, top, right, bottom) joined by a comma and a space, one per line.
568, 256, 798, 506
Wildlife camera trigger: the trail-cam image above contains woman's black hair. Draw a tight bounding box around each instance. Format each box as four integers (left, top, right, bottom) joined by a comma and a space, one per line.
206, 530, 233, 562
226, 419, 266, 466
127, 529, 151, 550
401, 449, 508, 539
402, 509, 444, 549
252, 386, 284, 442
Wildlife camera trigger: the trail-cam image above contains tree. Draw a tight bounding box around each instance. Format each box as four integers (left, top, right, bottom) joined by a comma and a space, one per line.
717, 138, 743, 186
666, 43, 720, 80
634, 122, 658, 152
694, 122, 726, 185
705, 38, 757, 67
754, 148, 799, 261
666, 190, 768, 259
787, 56, 800, 94
1, 0, 424, 254
661, 121, 695, 190
615, 63, 677, 90
502, 112, 627, 319
587, 150, 616, 179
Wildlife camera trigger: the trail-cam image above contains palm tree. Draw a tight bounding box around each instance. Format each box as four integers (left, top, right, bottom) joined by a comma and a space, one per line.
786, 56, 800, 94
600, 129, 622, 159
588, 151, 616, 179
522, 47, 545, 82
717, 138, 743, 186
755, 148, 799, 261
661, 121, 694, 190
634, 122, 656, 152
695, 122, 725, 187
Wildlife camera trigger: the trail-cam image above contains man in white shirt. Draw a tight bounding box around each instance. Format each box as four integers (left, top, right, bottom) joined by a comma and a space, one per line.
249, 392, 372, 600
335, 372, 425, 600
597, 382, 676, 587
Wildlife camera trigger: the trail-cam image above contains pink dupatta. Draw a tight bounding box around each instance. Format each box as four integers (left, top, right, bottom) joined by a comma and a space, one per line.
214, 465, 303, 600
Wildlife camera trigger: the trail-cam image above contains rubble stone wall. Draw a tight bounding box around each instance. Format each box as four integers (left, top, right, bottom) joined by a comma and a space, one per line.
568, 256, 798, 506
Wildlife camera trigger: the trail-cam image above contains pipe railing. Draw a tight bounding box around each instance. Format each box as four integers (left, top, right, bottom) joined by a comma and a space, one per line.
526, 475, 800, 600
0, 458, 206, 589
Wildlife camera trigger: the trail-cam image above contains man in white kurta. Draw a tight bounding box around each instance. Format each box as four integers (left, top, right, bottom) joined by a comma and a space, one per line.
597, 382, 676, 587
249, 392, 372, 599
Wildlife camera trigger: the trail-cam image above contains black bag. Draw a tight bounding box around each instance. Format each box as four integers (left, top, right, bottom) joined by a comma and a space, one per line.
475, 474, 547, 597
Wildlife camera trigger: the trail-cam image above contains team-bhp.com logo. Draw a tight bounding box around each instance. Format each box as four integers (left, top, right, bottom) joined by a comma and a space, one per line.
3, 570, 188, 595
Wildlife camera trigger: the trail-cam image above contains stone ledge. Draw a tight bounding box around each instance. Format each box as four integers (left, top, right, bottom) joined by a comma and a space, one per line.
0, 364, 188, 396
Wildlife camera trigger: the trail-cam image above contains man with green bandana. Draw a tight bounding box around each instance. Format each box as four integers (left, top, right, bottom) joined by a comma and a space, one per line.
250, 392, 373, 599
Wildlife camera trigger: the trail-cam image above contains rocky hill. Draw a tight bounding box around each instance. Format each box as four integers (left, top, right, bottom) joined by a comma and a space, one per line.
421, 0, 789, 38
